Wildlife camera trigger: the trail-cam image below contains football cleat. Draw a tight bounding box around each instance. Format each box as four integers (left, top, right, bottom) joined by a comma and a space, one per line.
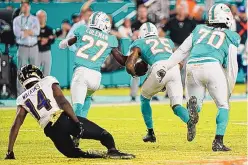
73, 137, 80, 148
187, 96, 199, 142
107, 150, 135, 159
212, 139, 231, 152
143, 129, 156, 143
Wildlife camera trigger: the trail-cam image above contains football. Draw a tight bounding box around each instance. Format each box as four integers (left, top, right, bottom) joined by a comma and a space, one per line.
134, 60, 148, 76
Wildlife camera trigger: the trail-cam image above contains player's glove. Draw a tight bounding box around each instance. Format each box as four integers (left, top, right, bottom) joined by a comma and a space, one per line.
75, 122, 84, 138
59, 39, 69, 49
5, 150, 15, 159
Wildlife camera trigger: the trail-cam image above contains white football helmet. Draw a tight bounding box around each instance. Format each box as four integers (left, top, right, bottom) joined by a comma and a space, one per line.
208, 3, 234, 28
88, 12, 111, 33
139, 22, 158, 39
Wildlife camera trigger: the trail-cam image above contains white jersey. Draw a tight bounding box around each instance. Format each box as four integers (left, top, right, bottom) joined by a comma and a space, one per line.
16, 76, 61, 128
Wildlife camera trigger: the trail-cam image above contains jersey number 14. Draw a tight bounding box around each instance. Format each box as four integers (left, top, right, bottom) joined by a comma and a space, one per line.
24, 89, 52, 120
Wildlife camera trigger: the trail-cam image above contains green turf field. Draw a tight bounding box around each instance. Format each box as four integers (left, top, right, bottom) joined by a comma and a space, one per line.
0, 101, 247, 165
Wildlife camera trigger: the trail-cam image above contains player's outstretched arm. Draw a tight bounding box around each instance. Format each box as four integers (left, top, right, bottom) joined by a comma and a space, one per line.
125, 47, 141, 77
59, 36, 77, 49
166, 34, 193, 70
111, 48, 127, 66
52, 84, 79, 123
5, 106, 27, 159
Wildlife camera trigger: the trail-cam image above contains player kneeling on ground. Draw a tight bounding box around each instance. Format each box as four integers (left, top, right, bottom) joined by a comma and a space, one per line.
125, 22, 198, 143
5, 65, 135, 159
164, 4, 240, 151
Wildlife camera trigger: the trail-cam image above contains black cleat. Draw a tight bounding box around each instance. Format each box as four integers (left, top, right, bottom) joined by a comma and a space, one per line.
143, 129, 156, 143
187, 96, 199, 142
212, 139, 231, 152
73, 136, 80, 148
107, 150, 135, 159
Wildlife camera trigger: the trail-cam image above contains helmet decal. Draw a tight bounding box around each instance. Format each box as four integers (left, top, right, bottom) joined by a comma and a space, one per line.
211, 4, 217, 20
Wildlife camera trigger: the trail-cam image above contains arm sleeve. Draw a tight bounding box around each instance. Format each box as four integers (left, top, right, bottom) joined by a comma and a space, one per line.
16, 96, 23, 106
225, 44, 238, 96
32, 17, 40, 36
13, 18, 24, 38
46, 76, 59, 87
166, 34, 193, 70
68, 24, 84, 52
66, 23, 77, 39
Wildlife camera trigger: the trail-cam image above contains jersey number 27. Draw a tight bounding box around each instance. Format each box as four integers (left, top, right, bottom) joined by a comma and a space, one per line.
24, 89, 52, 120
77, 35, 108, 61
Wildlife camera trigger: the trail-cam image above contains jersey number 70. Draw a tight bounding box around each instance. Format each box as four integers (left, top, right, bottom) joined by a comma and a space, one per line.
24, 89, 52, 120
76, 35, 108, 61
196, 28, 225, 49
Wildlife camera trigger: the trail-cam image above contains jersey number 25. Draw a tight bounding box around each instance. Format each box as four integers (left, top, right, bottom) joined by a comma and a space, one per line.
145, 38, 173, 55
77, 35, 108, 61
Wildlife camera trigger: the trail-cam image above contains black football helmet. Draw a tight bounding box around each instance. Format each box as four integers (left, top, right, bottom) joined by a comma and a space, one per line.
18, 64, 44, 88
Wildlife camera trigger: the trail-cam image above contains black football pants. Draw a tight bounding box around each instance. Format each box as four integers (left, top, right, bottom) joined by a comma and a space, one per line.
44, 113, 116, 158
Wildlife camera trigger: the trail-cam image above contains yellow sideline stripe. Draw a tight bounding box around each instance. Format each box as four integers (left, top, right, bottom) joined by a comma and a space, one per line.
62, 84, 247, 96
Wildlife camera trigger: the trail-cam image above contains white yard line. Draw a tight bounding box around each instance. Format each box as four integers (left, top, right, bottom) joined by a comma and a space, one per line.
0, 98, 246, 110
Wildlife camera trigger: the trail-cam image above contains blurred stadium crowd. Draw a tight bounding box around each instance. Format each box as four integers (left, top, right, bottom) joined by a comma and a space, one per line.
0, 0, 247, 100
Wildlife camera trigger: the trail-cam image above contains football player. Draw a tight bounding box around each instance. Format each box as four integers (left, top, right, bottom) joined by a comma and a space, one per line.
125, 22, 199, 143
164, 4, 240, 151
59, 11, 126, 146
5, 65, 135, 159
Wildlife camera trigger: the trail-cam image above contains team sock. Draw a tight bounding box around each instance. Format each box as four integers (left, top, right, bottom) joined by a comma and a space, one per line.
216, 108, 229, 136
173, 105, 190, 123
73, 103, 84, 117
140, 95, 153, 129
81, 96, 92, 118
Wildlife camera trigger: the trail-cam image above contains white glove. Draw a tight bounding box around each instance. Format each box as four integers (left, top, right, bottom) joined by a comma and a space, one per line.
59, 39, 69, 49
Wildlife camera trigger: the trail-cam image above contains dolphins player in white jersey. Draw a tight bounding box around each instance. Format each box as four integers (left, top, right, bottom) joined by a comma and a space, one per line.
164, 4, 240, 151
5, 65, 135, 159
